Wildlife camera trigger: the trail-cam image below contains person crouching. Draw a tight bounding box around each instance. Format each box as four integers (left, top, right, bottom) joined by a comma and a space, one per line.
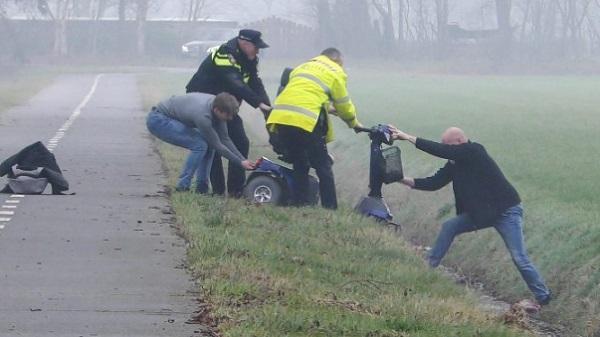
146, 92, 256, 193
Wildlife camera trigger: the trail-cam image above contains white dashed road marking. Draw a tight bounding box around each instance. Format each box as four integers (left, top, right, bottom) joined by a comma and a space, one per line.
0, 74, 103, 231
47, 74, 103, 154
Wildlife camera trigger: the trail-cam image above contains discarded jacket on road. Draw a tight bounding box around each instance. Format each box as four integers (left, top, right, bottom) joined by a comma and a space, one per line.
0, 141, 69, 195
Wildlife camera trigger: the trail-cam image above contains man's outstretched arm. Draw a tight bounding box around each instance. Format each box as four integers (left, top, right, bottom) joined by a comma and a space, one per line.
388, 126, 470, 160
402, 162, 453, 191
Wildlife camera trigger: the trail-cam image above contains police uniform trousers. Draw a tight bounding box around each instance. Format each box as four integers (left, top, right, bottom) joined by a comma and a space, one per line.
277, 122, 337, 210
210, 114, 249, 197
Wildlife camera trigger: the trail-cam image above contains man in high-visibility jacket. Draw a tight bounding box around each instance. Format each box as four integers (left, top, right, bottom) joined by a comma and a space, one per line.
186, 29, 272, 197
267, 48, 363, 209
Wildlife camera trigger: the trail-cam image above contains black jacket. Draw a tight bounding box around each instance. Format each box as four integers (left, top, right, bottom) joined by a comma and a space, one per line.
185, 38, 270, 109
413, 138, 521, 228
0, 141, 69, 194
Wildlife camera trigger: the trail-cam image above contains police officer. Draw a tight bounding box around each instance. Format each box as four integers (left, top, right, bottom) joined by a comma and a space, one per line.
266, 48, 363, 209
186, 29, 272, 197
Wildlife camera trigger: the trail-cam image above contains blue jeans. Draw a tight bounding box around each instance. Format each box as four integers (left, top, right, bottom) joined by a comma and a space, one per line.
428, 204, 551, 302
146, 110, 215, 191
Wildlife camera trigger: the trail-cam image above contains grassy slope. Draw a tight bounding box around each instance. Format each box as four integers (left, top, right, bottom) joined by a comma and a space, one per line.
138, 72, 531, 337
137, 66, 600, 335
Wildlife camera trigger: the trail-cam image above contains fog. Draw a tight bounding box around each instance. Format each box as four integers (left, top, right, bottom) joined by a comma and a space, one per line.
1, 0, 600, 72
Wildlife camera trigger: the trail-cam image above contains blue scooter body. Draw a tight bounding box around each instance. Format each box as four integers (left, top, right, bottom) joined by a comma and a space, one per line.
354, 125, 401, 228
245, 157, 319, 205
250, 157, 295, 187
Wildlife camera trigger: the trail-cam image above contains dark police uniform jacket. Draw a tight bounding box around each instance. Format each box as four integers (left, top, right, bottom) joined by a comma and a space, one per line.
185, 38, 270, 110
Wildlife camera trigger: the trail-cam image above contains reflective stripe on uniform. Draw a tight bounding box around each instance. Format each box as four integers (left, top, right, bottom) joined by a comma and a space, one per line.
334, 96, 351, 104
272, 104, 320, 118
212, 50, 241, 70
311, 58, 338, 73
292, 73, 331, 95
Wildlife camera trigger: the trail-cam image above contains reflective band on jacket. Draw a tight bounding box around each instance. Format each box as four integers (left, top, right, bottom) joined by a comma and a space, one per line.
292, 73, 331, 96
311, 58, 338, 73
273, 104, 320, 118
212, 50, 241, 70
334, 96, 351, 104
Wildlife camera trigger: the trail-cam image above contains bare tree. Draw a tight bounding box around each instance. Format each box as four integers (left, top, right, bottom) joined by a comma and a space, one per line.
372, 0, 396, 53
0, 1, 27, 63
397, 0, 405, 47
90, 0, 109, 55
187, 0, 207, 21
434, 0, 449, 56
555, 0, 594, 57
36, 0, 72, 57
134, 0, 148, 56
118, 0, 128, 20
495, 0, 513, 60
314, 0, 334, 49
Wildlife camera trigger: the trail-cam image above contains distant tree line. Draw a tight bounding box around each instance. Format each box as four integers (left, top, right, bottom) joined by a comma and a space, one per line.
311, 0, 600, 63
1, 0, 151, 57
1, 0, 599, 63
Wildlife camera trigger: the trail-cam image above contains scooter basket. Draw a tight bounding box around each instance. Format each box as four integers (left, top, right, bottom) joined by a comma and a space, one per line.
382, 146, 403, 184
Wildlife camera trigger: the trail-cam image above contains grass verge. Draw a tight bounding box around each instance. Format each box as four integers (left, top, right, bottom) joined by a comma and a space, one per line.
0, 66, 61, 113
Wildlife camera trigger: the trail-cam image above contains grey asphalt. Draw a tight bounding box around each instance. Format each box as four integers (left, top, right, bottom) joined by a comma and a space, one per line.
0, 74, 202, 336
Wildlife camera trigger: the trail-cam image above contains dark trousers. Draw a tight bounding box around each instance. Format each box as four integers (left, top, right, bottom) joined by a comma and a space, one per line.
210, 114, 249, 196
278, 125, 337, 209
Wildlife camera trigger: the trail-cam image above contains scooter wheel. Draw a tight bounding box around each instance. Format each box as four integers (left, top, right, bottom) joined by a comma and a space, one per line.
244, 175, 284, 205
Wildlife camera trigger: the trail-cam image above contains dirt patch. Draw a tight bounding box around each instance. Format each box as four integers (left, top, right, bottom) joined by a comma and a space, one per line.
186, 298, 223, 337
409, 240, 570, 337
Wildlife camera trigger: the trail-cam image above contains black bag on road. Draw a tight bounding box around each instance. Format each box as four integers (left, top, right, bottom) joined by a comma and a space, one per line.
0, 141, 69, 194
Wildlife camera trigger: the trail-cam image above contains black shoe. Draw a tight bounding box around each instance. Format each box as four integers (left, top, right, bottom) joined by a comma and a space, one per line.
537, 290, 552, 306
195, 182, 209, 195
175, 186, 190, 192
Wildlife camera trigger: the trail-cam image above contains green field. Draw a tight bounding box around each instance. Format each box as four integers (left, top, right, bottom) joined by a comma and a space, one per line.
338, 72, 600, 334
138, 65, 600, 336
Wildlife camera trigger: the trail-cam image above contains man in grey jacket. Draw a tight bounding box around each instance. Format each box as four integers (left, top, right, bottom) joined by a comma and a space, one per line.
146, 92, 256, 193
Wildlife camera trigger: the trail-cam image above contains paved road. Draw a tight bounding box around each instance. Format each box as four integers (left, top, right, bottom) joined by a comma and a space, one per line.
0, 74, 201, 336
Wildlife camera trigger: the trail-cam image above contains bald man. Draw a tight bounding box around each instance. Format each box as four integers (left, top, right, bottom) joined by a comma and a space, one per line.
390, 126, 551, 307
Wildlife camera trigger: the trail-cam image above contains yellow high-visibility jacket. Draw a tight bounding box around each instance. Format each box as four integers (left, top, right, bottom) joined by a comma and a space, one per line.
267, 55, 359, 143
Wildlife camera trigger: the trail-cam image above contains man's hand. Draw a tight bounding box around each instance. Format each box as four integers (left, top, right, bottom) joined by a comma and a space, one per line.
328, 103, 337, 114
388, 124, 400, 133
353, 122, 365, 133
241, 160, 256, 170
259, 103, 272, 112
400, 177, 415, 188
389, 126, 417, 144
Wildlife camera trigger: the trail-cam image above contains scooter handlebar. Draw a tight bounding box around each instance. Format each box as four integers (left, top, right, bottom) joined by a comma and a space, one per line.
354, 126, 375, 133
356, 124, 395, 145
